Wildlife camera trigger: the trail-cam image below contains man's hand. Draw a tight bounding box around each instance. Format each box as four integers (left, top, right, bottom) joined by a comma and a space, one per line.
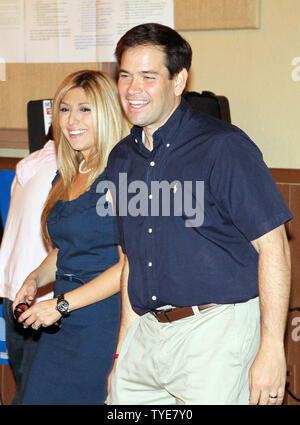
249, 342, 286, 405
105, 360, 118, 404
250, 225, 291, 405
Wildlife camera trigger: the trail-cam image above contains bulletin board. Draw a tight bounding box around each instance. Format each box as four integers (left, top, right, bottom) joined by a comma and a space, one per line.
174, 0, 260, 30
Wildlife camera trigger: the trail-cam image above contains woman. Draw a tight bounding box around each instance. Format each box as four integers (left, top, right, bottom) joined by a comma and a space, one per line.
13, 70, 129, 405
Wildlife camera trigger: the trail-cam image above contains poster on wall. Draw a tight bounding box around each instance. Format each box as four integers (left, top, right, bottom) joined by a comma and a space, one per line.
0, 0, 174, 63
0, 0, 25, 62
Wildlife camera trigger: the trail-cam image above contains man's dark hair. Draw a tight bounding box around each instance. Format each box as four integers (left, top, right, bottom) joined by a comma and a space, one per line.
115, 23, 192, 79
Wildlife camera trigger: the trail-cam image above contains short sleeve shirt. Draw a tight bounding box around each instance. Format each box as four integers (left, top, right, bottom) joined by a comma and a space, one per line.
107, 99, 293, 315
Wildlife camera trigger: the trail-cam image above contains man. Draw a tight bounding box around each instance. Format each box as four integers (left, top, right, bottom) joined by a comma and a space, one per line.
106, 23, 292, 405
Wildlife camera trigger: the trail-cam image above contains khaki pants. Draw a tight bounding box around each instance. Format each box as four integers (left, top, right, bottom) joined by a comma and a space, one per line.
107, 297, 260, 405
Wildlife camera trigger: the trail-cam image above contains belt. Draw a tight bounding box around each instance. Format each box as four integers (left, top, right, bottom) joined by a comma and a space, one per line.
150, 304, 215, 323
56, 274, 86, 285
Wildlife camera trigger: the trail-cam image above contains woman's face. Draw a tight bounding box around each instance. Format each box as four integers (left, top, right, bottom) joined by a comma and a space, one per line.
59, 87, 96, 160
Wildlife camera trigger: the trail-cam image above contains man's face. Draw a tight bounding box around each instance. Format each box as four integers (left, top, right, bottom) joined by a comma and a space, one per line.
118, 45, 183, 135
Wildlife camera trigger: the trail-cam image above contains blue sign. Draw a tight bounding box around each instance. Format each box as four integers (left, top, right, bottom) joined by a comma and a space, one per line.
0, 171, 15, 365
0, 302, 9, 365
0, 170, 15, 226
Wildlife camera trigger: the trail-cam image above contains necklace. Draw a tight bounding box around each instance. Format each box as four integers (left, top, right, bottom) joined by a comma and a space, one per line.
78, 159, 93, 174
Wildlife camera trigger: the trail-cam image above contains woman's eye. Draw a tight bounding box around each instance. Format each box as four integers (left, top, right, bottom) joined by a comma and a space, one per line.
59, 107, 69, 112
80, 107, 91, 112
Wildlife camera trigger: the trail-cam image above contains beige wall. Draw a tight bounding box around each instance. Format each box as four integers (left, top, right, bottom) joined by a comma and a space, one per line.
182, 0, 300, 169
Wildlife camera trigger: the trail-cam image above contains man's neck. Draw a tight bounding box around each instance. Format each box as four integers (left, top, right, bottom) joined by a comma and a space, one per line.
141, 98, 182, 152
143, 129, 154, 151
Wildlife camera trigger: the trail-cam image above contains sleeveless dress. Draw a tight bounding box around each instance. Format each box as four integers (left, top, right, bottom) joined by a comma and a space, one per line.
22, 170, 120, 405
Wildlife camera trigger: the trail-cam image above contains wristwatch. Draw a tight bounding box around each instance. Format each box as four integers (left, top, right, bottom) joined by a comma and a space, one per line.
56, 294, 70, 318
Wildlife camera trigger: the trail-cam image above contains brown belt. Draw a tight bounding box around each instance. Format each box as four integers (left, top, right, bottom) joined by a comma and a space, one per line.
150, 304, 215, 323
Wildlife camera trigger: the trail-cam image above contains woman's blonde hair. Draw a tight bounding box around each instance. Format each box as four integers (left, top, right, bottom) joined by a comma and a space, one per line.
42, 70, 130, 244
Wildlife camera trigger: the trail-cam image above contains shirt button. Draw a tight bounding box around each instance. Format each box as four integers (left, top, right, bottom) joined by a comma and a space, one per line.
166, 143, 170, 147
148, 261, 152, 267
152, 295, 157, 301
150, 161, 155, 166
148, 228, 152, 233
149, 194, 152, 199
135, 138, 138, 143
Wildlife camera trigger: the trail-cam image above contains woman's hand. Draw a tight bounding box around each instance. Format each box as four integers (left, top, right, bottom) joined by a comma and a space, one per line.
12, 274, 39, 312
18, 298, 62, 330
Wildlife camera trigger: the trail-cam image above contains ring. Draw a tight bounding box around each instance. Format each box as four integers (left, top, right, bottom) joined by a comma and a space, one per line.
32, 324, 40, 331
269, 395, 278, 399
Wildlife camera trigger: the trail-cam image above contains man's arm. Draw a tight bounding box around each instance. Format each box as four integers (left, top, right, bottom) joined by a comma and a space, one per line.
249, 224, 291, 405
107, 251, 139, 394
116, 253, 139, 351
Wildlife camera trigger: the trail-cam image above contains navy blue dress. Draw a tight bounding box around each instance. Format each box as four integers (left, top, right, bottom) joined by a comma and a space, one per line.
22, 170, 120, 405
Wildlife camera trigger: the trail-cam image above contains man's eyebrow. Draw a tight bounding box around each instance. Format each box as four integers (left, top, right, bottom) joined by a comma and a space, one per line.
141, 70, 159, 75
119, 69, 159, 75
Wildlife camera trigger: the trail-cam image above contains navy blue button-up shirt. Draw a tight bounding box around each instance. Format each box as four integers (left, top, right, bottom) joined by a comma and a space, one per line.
106, 99, 292, 315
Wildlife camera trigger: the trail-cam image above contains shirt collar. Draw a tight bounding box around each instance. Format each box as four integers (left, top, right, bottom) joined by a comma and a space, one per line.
130, 98, 190, 149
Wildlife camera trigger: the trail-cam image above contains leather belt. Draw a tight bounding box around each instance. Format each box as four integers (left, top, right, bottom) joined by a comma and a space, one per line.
150, 304, 215, 323
56, 273, 86, 285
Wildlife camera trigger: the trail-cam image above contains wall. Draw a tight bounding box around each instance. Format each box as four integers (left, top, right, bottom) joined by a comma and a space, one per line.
181, 0, 300, 168
0, 63, 98, 157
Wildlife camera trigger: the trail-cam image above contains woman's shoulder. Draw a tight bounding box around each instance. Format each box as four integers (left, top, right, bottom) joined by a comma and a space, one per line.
89, 168, 109, 192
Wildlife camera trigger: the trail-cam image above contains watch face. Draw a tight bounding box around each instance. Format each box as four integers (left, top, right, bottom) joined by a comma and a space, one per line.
58, 300, 69, 312
56, 295, 70, 317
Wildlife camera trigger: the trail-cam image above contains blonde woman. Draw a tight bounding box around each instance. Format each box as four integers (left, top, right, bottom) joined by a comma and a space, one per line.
13, 70, 129, 405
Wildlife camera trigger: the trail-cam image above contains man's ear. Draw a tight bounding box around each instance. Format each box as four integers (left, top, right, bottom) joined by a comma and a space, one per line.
173, 68, 188, 97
